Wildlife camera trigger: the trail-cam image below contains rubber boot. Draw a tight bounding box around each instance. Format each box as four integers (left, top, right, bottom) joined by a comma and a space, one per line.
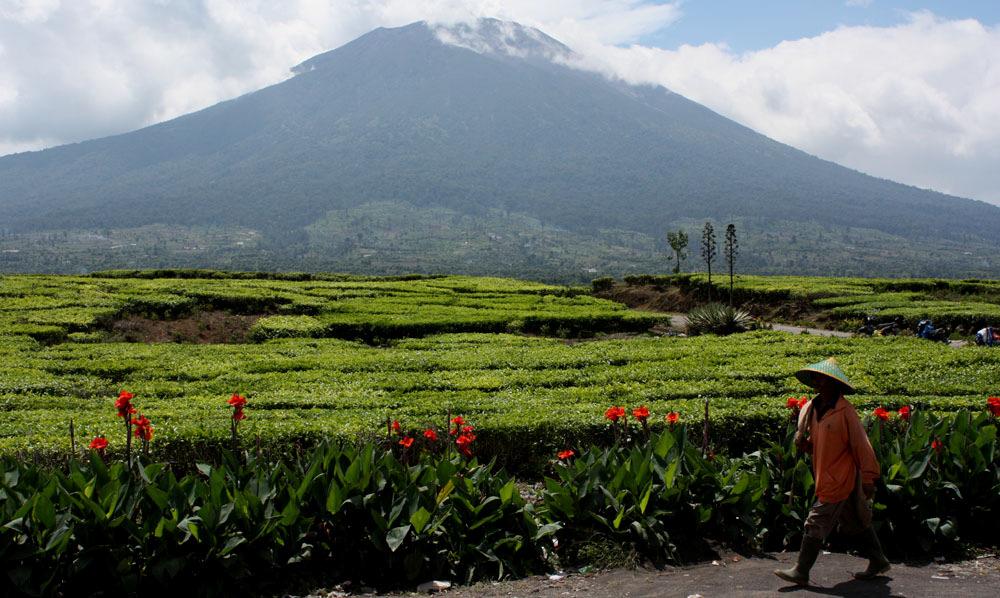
853, 527, 891, 580
774, 535, 823, 586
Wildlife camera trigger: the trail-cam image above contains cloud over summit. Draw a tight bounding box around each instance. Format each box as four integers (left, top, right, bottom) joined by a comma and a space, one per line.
1, 1, 998, 204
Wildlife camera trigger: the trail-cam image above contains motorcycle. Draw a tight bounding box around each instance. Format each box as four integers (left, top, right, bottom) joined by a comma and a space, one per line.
916, 319, 950, 343
857, 315, 900, 337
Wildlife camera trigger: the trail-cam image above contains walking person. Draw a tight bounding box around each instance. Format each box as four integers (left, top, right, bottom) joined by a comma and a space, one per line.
774, 358, 891, 586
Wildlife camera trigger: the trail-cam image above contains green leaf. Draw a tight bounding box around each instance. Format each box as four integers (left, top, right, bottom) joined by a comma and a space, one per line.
220, 535, 246, 556
499, 480, 516, 506
409, 507, 431, 534
612, 508, 625, 530
386, 524, 411, 552
639, 483, 653, 515
436, 480, 454, 506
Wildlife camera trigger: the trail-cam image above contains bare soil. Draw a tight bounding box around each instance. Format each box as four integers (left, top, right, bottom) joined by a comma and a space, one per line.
317, 552, 1000, 598
104, 310, 263, 343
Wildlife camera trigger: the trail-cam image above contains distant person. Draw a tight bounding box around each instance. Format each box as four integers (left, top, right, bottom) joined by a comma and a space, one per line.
976, 326, 998, 347
774, 358, 890, 586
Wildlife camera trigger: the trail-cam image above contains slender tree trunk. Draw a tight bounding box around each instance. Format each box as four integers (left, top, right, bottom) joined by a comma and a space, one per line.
729, 263, 734, 306
707, 263, 712, 302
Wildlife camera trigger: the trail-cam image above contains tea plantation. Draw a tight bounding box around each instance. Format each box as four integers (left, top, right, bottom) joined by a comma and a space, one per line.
621, 273, 1000, 330
1, 272, 998, 467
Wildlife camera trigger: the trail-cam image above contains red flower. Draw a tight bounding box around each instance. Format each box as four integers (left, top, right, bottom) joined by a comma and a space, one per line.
228, 394, 247, 421
89, 436, 108, 451
665, 412, 679, 426
786, 397, 800, 409
798, 396, 809, 409
632, 406, 650, 421
461, 425, 475, 434
391, 420, 402, 434
131, 415, 154, 441
399, 436, 414, 448
873, 407, 890, 422
115, 391, 136, 418
450, 416, 468, 436
604, 406, 626, 422
898, 405, 912, 421
557, 449, 575, 460
988, 396, 1000, 417
455, 432, 476, 457
931, 438, 943, 454
423, 428, 438, 442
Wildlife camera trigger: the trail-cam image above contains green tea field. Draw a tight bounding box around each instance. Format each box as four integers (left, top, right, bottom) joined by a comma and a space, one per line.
616, 273, 1000, 331
2, 271, 998, 467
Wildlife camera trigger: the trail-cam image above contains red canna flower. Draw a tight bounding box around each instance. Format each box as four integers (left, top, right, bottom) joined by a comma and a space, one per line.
391, 420, 402, 434
399, 436, 414, 448
604, 406, 626, 422
89, 436, 108, 451
931, 438, 943, 454
632, 406, 650, 421
423, 428, 438, 442
798, 396, 809, 409
786, 397, 800, 409
557, 449, 575, 460
665, 412, 679, 426
228, 393, 247, 421
115, 391, 136, 418
455, 432, 476, 457
873, 407, 890, 422
131, 415, 154, 441
988, 396, 1000, 417
898, 405, 912, 421
450, 416, 467, 436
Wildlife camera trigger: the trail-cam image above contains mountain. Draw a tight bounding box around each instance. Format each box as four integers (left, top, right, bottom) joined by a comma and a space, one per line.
1, 19, 999, 280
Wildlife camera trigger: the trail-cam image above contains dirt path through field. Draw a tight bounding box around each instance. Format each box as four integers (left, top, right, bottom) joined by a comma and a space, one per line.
362, 552, 1000, 598
665, 313, 853, 339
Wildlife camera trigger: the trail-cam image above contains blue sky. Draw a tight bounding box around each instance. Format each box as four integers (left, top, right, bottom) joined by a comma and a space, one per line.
640, 1, 1000, 51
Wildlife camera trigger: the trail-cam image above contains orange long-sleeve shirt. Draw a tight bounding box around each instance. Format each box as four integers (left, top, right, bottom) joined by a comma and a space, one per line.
797, 396, 880, 503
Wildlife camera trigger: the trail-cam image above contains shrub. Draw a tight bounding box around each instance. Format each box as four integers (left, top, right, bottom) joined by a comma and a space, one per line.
591, 277, 616, 293
685, 303, 754, 336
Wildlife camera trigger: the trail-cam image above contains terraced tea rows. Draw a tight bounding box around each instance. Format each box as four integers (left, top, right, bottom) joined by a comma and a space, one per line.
2, 330, 998, 466
621, 273, 1000, 330
0, 273, 663, 343
2, 273, 998, 468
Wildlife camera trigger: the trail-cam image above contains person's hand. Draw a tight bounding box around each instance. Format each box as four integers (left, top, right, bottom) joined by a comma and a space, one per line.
862, 483, 876, 500
793, 432, 812, 453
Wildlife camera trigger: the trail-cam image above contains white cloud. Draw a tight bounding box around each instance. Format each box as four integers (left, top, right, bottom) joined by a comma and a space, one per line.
0, 1, 679, 153
567, 11, 1000, 204
1, 2, 998, 205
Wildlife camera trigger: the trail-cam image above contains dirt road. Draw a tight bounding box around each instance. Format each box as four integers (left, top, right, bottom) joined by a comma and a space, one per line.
666, 313, 853, 339
371, 552, 1000, 598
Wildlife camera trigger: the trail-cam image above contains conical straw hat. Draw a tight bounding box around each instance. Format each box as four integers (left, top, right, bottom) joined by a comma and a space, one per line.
795, 357, 856, 394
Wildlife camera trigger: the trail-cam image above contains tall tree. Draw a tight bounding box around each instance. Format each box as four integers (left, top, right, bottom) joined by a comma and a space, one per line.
701, 222, 717, 301
724, 223, 739, 305
666, 230, 689, 274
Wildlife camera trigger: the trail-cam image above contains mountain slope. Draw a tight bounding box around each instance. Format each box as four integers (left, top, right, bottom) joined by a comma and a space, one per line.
1, 19, 998, 278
